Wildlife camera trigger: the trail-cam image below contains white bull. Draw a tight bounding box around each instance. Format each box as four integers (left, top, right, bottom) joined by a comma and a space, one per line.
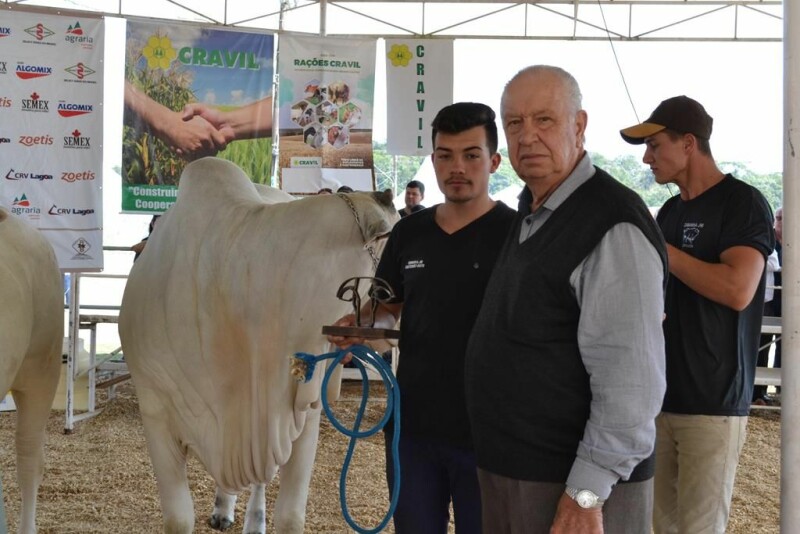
119, 157, 397, 533
0, 208, 63, 534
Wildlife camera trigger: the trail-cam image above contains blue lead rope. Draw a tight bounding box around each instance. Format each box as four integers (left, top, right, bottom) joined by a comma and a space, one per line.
293, 345, 401, 534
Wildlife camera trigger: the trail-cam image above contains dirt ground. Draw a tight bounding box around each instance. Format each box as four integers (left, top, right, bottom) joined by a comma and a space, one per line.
0, 382, 780, 533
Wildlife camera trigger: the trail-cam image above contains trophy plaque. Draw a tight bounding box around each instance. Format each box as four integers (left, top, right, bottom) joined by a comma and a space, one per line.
322, 276, 401, 340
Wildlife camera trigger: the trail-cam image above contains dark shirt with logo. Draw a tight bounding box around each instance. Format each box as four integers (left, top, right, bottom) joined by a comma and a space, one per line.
377, 202, 516, 448
657, 174, 774, 416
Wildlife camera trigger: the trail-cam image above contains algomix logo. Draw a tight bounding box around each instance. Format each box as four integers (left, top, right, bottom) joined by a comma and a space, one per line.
5, 169, 53, 181
49, 204, 95, 216
61, 170, 95, 182
57, 101, 93, 117
19, 134, 53, 147
64, 129, 90, 149
0, 27, 11, 38
11, 193, 41, 219
21, 92, 49, 113
23, 23, 55, 45
0, 61, 6, 75
64, 62, 96, 83
16, 63, 53, 80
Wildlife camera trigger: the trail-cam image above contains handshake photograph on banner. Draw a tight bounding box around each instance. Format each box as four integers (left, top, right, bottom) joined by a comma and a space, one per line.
123, 81, 273, 162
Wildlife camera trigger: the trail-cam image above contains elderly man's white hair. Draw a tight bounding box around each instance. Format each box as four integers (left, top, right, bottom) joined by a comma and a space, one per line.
501, 65, 583, 115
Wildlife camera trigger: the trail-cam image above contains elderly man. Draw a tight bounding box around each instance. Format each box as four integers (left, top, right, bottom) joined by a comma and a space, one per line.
464, 65, 667, 533
620, 95, 774, 534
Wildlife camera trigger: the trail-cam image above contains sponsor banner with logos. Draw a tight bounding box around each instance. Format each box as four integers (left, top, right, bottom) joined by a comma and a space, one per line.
123, 21, 275, 213
385, 39, 454, 156
0, 10, 103, 271
277, 35, 376, 194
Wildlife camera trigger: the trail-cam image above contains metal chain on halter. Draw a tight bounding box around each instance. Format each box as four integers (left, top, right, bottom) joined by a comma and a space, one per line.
336, 193, 380, 271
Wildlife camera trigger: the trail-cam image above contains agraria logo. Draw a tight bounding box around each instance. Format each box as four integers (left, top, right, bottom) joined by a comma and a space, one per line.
11, 193, 42, 219
21, 92, 49, 113
72, 237, 93, 259
23, 23, 56, 45
11, 193, 41, 219
65, 22, 94, 48
64, 129, 90, 149
64, 62, 96, 83
12, 193, 31, 207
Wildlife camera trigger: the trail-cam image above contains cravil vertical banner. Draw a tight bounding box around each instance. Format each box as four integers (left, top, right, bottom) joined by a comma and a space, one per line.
123, 22, 274, 213
385, 39, 453, 156
0, 9, 104, 271
277, 34, 376, 193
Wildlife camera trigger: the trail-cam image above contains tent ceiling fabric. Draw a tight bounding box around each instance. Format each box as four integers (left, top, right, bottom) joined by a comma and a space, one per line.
3, 0, 781, 41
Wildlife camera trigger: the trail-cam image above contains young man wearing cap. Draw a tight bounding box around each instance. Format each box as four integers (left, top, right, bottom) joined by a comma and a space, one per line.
621, 95, 774, 533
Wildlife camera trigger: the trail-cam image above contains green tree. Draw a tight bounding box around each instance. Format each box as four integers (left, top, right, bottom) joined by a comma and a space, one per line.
372, 142, 425, 195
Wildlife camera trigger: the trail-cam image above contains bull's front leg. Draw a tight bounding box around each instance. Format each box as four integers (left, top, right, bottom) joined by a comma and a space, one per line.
138, 389, 194, 534
208, 488, 237, 531
273, 407, 322, 533
242, 484, 266, 534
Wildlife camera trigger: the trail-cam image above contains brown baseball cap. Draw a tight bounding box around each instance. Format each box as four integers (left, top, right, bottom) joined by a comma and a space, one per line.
620, 95, 713, 145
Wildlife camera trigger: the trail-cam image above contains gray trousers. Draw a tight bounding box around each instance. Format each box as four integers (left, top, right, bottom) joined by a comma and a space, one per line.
477, 468, 653, 534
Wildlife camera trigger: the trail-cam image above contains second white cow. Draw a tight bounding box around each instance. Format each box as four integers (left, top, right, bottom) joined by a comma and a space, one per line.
119, 157, 397, 533
0, 208, 63, 534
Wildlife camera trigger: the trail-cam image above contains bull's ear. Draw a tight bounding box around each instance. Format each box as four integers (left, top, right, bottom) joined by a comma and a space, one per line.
373, 189, 394, 207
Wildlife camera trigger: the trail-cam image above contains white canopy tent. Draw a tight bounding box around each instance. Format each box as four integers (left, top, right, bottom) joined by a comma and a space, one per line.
3, 0, 795, 529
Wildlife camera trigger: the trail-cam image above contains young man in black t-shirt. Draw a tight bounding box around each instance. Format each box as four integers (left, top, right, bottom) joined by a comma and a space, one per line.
621, 95, 774, 534
329, 102, 516, 534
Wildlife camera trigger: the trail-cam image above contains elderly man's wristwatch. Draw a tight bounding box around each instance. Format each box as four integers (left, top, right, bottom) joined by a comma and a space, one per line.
565, 487, 605, 509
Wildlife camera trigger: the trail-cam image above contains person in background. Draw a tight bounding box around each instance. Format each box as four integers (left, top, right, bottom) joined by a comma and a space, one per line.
620, 95, 774, 533
316, 188, 334, 195
328, 102, 517, 533
753, 246, 780, 405
465, 65, 667, 534
337, 185, 355, 193
399, 180, 425, 217
131, 215, 161, 262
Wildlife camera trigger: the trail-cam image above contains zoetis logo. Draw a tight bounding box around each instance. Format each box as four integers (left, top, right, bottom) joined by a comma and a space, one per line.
5, 169, 53, 181
19, 134, 53, 147
21, 93, 49, 113
0, 97, 9, 108
48, 204, 95, 216
16, 63, 53, 80
57, 101, 93, 117
64, 129, 90, 149
61, 170, 95, 182
64, 62, 96, 83
23, 23, 55, 44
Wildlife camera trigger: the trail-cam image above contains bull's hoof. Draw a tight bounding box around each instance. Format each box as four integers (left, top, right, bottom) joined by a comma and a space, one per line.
208, 514, 234, 531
